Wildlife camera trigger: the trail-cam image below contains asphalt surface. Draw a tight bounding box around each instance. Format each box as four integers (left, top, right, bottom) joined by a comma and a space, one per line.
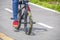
0, 0, 60, 40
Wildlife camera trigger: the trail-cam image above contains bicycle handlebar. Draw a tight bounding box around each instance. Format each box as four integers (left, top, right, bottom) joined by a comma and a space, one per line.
19, 0, 29, 4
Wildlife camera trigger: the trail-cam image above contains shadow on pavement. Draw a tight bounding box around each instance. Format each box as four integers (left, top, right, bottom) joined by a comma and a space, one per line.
13, 22, 48, 36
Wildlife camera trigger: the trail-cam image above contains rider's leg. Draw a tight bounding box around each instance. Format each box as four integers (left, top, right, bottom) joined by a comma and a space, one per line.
12, 0, 19, 27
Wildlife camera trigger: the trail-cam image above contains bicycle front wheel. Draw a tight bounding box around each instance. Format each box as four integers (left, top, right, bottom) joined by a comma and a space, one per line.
27, 11, 33, 35
24, 11, 33, 35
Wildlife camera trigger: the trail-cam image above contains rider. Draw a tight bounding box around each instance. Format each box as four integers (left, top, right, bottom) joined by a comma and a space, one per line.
12, 0, 30, 28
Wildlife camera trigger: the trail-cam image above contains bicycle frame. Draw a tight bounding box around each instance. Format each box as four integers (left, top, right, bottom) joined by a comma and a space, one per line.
18, 0, 31, 20
17, 0, 30, 29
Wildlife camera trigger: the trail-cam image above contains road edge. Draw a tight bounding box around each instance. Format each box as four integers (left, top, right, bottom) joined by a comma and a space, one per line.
29, 2, 60, 14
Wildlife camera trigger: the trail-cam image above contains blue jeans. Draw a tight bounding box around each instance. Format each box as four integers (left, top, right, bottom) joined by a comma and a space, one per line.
12, 0, 28, 20
12, 0, 19, 20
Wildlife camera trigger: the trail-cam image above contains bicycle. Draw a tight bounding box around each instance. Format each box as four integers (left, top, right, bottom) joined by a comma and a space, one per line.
14, 0, 33, 35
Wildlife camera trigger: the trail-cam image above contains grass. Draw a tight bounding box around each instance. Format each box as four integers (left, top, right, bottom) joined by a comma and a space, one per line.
30, 0, 60, 12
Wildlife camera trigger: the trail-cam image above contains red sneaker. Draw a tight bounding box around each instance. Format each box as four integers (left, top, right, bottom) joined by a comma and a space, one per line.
13, 20, 18, 28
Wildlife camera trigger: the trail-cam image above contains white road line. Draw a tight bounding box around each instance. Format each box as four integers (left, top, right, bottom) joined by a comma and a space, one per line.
4, 8, 54, 29
37, 23, 54, 29
5, 8, 12, 13
29, 2, 60, 14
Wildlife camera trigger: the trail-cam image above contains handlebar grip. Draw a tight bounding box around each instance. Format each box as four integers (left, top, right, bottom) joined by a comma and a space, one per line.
19, 1, 22, 4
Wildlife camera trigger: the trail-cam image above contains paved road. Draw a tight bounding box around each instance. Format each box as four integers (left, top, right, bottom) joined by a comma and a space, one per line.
0, 0, 60, 40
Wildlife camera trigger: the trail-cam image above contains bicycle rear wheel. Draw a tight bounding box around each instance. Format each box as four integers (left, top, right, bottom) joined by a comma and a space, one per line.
24, 11, 33, 35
